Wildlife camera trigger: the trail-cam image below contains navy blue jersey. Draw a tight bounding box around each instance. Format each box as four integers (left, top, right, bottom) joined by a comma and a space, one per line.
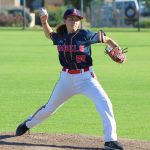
50, 29, 105, 69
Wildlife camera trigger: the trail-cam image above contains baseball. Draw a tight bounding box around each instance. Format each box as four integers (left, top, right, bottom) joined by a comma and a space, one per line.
39, 8, 48, 16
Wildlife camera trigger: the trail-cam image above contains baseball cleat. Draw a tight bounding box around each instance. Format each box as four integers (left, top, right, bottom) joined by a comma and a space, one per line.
104, 141, 124, 150
16, 121, 29, 136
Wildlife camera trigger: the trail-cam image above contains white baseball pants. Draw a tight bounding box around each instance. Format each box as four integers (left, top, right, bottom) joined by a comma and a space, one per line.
26, 67, 117, 141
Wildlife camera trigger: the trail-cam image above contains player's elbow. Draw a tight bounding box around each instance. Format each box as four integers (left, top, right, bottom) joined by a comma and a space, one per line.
45, 32, 51, 39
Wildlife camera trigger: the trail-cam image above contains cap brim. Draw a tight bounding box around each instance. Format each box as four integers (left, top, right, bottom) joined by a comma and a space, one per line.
64, 14, 83, 20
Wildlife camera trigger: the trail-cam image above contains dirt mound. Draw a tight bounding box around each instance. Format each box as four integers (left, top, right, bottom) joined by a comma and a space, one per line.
0, 132, 150, 150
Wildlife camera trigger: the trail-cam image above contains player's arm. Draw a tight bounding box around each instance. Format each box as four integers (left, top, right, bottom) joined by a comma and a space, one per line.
39, 9, 53, 39
87, 30, 118, 48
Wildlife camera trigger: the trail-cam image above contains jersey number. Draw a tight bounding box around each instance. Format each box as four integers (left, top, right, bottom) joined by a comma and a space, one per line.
76, 55, 86, 63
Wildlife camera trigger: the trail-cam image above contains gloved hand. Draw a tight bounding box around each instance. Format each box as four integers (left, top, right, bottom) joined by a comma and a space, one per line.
105, 45, 128, 64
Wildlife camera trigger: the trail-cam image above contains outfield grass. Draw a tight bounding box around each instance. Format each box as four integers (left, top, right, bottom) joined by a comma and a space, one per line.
0, 29, 150, 140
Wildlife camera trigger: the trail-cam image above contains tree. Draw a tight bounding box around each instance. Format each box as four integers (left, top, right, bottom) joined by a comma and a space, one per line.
26, 0, 44, 12
140, 0, 150, 7
64, 0, 93, 10
145, 0, 150, 7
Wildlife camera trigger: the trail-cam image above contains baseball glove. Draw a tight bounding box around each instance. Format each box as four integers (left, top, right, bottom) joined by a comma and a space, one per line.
105, 45, 128, 64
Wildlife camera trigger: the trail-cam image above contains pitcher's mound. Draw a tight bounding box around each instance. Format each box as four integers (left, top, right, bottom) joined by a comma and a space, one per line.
0, 132, 150, 150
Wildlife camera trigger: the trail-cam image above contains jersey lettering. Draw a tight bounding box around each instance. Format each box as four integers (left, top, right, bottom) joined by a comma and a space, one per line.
57, 45, 84, 52
76, 55, 86, 63
51, 30, 100, 69
79, 45, 84, 52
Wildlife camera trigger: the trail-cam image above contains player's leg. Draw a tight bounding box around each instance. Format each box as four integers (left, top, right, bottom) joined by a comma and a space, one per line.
81, 76, 117, 142
16, 71, 74, 135
26, 85, 73, 128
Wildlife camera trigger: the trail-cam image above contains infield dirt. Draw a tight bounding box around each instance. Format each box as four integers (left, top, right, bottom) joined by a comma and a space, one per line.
0, 132, 150, 150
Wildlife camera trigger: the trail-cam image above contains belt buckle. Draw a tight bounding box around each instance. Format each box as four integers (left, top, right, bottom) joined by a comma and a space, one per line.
63, 67, 89, 74
68, 69, 81, 74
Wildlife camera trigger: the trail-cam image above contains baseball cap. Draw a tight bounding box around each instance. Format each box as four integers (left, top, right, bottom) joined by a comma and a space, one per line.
63, 8, 83, 20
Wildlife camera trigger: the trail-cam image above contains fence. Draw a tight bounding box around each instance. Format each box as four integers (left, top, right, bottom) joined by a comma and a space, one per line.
0, 0, 150, 31
90, 0, 140, 28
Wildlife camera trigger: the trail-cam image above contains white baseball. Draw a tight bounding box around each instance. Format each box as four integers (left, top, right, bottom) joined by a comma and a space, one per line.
39, 8, 48, 16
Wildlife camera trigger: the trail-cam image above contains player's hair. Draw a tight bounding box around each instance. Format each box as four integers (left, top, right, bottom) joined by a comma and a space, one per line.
56, 24, 67, 36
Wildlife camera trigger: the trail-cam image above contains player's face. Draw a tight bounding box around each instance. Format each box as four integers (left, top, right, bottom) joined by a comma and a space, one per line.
65, 16, 81, 33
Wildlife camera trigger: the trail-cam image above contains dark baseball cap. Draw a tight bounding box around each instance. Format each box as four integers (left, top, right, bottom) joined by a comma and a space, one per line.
63, 8, 83, 20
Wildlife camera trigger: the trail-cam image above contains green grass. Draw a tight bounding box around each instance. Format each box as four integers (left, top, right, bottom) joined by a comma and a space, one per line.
0, 30, 150, 141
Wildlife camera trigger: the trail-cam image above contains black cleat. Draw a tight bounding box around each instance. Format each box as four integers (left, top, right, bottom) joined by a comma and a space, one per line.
104, 141, 124, 150
16, 121, 29, 136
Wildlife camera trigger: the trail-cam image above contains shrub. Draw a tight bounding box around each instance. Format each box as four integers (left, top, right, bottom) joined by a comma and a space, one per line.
34, 6, 67, 27
7, 7, 31, 26
0, 8, 31, 27
34, 10, 41, 25
0, 14, 23, 26
134, 20, 150, 28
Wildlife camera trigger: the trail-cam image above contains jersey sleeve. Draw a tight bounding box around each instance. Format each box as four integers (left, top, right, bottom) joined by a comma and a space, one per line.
49, 32, 60, 45
86, 30, 106, 44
